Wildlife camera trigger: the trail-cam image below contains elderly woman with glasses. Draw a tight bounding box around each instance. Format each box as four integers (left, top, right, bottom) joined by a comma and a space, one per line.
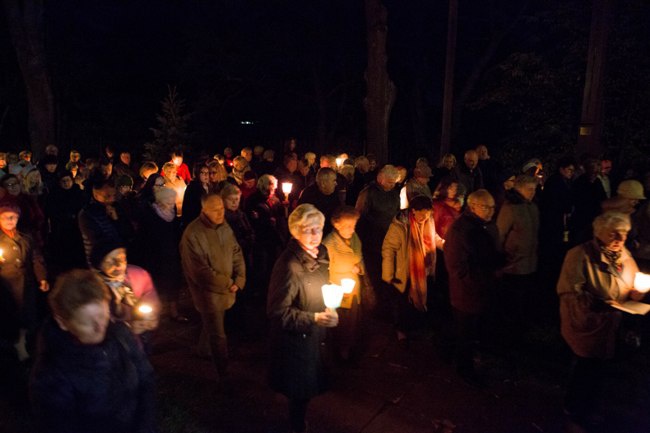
557, 211, 645, 429
267, 204, 338, 433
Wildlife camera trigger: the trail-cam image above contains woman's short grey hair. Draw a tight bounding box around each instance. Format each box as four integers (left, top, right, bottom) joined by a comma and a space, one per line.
288, 204, 325, 239
220, 182, 241, 198
593, 211, 631, 237
257, 174, 277, 193
154, 185, 177, 203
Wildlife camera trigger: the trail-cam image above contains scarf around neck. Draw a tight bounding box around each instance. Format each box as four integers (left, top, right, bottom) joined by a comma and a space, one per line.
152, 202, 176, 222
408, 212, 436, 311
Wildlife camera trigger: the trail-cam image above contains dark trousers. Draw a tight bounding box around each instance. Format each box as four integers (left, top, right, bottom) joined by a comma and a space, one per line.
564, 356, 608, 425
453, 308, 481, 375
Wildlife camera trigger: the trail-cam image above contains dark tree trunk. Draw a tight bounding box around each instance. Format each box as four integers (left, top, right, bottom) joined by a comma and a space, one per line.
364, 0, 395, 165
576, 0, 611, 158
440, 0, 458, 158
3, 0, 55, 158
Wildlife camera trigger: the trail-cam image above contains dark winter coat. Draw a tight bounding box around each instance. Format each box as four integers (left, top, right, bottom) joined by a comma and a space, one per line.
78, 200, 134, 267
297, 184, 343, 235
30, 319, 156, 433
496, 189, 540, 275
445, 211, 503, 314
267, 239, 329, 400
355, 181, 400, 256
181, 180, 209, 230
44, 184, 87, 271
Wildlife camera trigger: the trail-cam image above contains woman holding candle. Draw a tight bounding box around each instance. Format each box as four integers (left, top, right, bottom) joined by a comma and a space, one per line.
30, 269, 156, 433
322, 205, 365, 365
557, 211, 645, 430
91, 243, 161, 342
267, 204, 338, 433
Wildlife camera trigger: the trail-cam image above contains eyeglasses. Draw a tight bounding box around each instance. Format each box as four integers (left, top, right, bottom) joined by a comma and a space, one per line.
4, 182, 19, 187
476, 204, 496, 210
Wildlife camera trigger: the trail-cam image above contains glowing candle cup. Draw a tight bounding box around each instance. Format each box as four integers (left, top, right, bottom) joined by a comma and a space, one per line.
322, 284, 344, 309
340, 278, 356, 294
137, 303, 154, 318
335, 157, 344, 168
634, 272, 650, 293
281, 182, 293, 197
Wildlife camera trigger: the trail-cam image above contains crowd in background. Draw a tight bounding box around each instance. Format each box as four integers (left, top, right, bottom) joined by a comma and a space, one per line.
1, 140, 650, 432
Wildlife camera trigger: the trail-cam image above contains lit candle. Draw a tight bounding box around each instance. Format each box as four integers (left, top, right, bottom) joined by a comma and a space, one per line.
634, 272, 650, 293
0, 248, 3, 260
137, 303, 153, 317
281, 182, 293, 195
322, 284, 344, 309
341, 278, 356, 294
335, 157, 344, 168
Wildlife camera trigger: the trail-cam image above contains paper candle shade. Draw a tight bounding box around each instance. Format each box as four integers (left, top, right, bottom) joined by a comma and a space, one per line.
322, 284, 344, 309
634, 272, 650, 293
340, 278, 356, 294
281, 182, 293, 195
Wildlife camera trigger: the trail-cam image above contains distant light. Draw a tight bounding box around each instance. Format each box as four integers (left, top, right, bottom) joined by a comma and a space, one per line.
240, 120, 256, 125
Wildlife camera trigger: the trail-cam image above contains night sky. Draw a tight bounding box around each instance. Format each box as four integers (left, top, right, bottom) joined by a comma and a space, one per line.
2, 0, 650, 167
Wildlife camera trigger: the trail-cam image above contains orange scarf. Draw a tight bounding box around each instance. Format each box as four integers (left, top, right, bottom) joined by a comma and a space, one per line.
408, 212, 436, 311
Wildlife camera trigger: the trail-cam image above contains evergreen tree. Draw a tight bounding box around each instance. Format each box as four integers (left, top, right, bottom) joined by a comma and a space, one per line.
144, 85, 191, 164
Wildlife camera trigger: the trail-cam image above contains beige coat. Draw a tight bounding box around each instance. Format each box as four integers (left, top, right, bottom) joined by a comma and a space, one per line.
381, 210, 444, 293
557, 240, 638, 359
179, 213, 246, 312
322, 230, 364, 308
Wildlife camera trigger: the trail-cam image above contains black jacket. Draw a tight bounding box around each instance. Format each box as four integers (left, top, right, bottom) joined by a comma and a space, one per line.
30, 319, 156, 433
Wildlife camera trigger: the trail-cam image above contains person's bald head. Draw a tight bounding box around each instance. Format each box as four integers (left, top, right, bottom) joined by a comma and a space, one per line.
201, 194, 225, 225
464, 150, 479, 170
467, 189, 495, 222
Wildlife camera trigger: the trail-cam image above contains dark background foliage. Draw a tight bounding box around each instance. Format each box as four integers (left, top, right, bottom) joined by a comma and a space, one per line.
1, 0, 649, 169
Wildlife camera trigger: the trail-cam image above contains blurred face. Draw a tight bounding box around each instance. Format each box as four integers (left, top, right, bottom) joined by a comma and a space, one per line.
243, 178, 256, 189
223, 193, 241, 211
378, 176, 398, 191
476, 145, 488, 160
443, 156, 455, 170
141, 168, 157, 181
209, 167, 222, 183
295, 219, 324, 250
199, 168, 209, 184
317, 175, 337, 195
286, 159, 298, 173
202, 195, 225, 225
469, 196, 496, 222
263, 180, 277, 197
516, 182, 537, 201
559, 165, 575, 180
0, 211, 20, 231
0, 156, 6, 168
601, 160, 612, 176
3, 178, 21, 196
597, 224, 629, 252
412, 208, 432, 223
45, 163, 57, 173
154, 177, 165, 188
464, 151, 478, 170
27, 171, 41, 185
120, 153, 131, 165
447, 183, 458, 199
503, 176, 515, 190
70, 152, 80, 162
242, 150, 252, 162
93, 185, 117, 205
58, 301, 110, 345
59, 176, 74, 190
118, 185, 132, 195
101, 163, 112, 178
333, 217, 358, 240
100, 248, 128, 281
164, 166, 178, 179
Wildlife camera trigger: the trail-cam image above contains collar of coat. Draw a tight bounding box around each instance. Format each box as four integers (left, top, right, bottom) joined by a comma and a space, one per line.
287, 239, 328, 272
199, 212, 225, 230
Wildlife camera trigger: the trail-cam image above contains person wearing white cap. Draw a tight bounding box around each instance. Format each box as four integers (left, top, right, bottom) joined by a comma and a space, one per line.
601, 179, 646, 215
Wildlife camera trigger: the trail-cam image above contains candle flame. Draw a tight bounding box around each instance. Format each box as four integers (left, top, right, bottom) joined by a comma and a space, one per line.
138, 304, 153, 315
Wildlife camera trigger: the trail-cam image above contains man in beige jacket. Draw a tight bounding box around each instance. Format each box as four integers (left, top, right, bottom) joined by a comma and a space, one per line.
180, 194, 245, 382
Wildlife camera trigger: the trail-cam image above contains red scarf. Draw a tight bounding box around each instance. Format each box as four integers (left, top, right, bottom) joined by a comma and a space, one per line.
408, 212, 436, 311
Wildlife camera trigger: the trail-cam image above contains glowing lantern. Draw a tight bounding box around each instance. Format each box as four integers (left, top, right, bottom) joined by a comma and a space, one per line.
634, 272, 650, 293
322, 284, 344, 309
340, 278, 356, 294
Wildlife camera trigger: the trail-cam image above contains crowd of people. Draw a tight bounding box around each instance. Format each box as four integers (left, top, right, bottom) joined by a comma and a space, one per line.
1, 141, 650, 432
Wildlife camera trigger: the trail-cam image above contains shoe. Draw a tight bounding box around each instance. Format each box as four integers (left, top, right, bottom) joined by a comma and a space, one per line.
171, 315, 190, 323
